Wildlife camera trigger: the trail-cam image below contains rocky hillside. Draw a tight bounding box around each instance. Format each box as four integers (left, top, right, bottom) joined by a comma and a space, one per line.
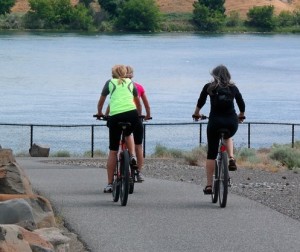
11, 0, 300, 17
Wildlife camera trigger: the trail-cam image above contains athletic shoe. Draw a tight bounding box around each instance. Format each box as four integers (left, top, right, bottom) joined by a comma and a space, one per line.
103, 184, 113, 193
130, 155, 137, 166
228, 158, 237, 171
136, 172, 145, 182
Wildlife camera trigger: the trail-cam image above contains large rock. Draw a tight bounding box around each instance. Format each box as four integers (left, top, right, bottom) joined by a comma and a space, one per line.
0, 224, 55, 252
0, 198, 36, 230
29, 144, 50, 157
0, 162, 33, 195
0, 195, 56, 229
0, 149, 15, 166
0, 149, 71, 251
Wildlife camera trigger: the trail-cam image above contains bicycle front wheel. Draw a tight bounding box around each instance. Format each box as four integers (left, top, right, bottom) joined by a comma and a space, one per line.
219, 152, 229, 208
129, 167, 135, 194
112, 160, 120, 202
120, 150, 130, 206
211, 160, 219, 203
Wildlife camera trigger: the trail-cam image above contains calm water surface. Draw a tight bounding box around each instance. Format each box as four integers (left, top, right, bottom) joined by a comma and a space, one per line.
1, 32, 300, 125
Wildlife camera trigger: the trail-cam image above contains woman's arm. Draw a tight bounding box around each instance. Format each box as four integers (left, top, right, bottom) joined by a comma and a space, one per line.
97, 95, 107, 116
134, 96, 142, 116
141, 93, 151, 119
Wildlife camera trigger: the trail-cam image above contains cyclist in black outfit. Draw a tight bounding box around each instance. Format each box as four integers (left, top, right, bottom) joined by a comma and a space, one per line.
193, 65, 245, 195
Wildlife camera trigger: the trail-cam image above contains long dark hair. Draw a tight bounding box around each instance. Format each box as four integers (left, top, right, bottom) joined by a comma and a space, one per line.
207, 65, 235, 95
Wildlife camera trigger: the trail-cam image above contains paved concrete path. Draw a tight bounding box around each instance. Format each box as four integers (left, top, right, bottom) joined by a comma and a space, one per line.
16, 157, 300, 252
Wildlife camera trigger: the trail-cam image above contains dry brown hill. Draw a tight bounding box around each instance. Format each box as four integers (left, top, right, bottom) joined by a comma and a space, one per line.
12, 0, 300, 17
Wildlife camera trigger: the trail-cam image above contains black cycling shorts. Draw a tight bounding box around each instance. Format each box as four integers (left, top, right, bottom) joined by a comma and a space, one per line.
109, 109, 140, 151
133, 118, 143, 145
206, 114, 238, 160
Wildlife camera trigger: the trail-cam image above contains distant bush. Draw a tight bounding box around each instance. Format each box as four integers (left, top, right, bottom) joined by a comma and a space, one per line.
226, 11, 242, 27
236, 147, 260, 163
193, 0, 225, 31
183, 147, 206, 166
0, 0, 16, 15
269, 146, 300, 169
116, 0, 161, 31
246, 5, 275, 31
52, 150, 71, 157
84, 149, 107, 157
0, 13, 24, 29
25, 0, 94, 30
152, 144, 184, 158
276, 10, 294, 27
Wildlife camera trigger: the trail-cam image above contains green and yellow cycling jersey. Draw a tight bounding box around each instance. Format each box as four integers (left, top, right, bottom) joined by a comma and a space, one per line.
101, 78, 137, 116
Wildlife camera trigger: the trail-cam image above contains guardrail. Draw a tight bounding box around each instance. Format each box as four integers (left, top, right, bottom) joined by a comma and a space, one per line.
0, 122, 299, 157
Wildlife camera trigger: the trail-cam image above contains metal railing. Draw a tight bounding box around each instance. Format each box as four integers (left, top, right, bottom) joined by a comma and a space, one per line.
0, 122, 299, 157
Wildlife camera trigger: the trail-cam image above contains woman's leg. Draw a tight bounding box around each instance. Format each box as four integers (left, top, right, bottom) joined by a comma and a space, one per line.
135, 144, 143, 171
107, 150, 117, 184
224, 137, 234, 158
125, 135, 136, 157
206, 159, 215, 186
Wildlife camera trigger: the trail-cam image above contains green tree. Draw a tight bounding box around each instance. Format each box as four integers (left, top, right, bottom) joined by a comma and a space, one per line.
193, 1, 225, 31
292, 9, 300, 26
0, 0, 16, 15
116, 0, 160, 31
197, 0, 225, 14
26, 0, 93, 30
276, 11, 294, 27
247, 5, 275, 31
97, 0, 126, 17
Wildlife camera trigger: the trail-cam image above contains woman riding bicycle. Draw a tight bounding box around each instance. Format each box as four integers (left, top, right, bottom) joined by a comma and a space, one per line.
126, 65, 151, 182
192, 65, 245, 195
97, 64, 142, 193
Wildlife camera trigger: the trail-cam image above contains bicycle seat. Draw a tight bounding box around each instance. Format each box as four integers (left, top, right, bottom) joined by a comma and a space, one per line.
217, 128, 231, 138
118, 122, 131, 129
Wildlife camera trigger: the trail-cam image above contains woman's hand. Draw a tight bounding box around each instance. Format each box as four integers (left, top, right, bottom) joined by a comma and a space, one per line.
238, 113, 245, 123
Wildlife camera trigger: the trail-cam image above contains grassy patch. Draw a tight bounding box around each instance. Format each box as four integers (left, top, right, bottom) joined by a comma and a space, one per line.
269, 144, 300, 170
51, 150, 71, 157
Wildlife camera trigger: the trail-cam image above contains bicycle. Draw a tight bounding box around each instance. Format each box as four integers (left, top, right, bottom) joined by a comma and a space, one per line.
192, 114, 245, 208
129, 115, 152, 194
93, 114, 132, 206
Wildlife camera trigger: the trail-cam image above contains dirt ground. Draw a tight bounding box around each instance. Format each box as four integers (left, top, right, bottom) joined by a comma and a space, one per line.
11, 0, 300, 17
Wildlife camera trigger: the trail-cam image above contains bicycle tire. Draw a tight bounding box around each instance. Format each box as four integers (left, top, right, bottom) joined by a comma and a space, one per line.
112, 159, 120, 202
211, 160, 219, 203
120, 150, 130, 206
219, 152, 228, 208
129, 167, 135, 194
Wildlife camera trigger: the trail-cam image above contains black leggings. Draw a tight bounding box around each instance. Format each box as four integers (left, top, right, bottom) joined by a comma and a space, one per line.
109, 110, 140, 151
207, 114, 238, 159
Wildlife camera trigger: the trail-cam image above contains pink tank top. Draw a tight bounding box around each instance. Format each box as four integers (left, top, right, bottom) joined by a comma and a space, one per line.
134, 82, 145, 98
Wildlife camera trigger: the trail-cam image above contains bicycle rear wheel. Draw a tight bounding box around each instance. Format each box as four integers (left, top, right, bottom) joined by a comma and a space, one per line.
120, 150, 130, 206
112, 160, 120, 202
219, 152, 229, 208
211, 160, 219, 203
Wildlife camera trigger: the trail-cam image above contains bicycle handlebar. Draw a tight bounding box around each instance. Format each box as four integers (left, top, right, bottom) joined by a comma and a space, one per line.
93, 114, 108, 121
93, 114, 152, 121
192, 114, 246, 121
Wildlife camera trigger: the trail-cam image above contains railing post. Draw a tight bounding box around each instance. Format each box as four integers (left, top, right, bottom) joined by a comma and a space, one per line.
91, 125, 94, 158
30, 125, 33, 148
292, 124, 295, 148
143, 124, 146, 157
248, 123, 251, 148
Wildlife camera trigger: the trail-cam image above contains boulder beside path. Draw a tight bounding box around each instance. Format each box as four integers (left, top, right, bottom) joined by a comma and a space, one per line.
0, 148, 71, 252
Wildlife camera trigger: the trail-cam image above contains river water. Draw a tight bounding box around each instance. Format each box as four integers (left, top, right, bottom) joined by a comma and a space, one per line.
0, 32, 299, 154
